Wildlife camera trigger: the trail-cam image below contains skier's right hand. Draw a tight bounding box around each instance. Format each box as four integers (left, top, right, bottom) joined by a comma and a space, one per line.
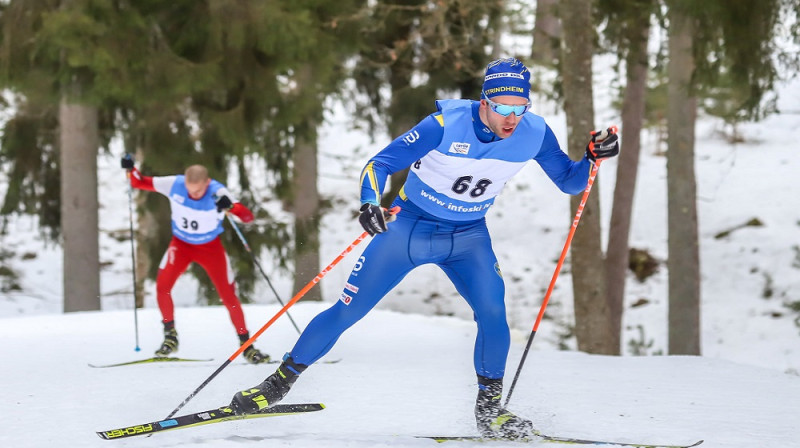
121, 153, 135, 171
358, 203, 390, 236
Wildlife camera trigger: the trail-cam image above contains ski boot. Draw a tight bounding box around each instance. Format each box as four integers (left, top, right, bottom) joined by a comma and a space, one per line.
230, 354, 307, 415
154, 324, 178, 357
238, 333, 271, 364
474, 375, 535, 439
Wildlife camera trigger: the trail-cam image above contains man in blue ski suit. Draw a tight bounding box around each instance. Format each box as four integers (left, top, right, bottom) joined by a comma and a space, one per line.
231, 58, 620, 438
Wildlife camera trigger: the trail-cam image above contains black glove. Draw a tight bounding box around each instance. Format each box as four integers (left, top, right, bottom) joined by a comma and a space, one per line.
358, 203, 388, 236
121, 153, 134, 170
585, 127, 620, 163
215, 195, 233, 212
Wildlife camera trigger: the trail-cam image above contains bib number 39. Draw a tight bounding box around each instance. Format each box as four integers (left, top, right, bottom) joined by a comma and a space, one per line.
181, 217, 199, 230
451, 176, 492, 198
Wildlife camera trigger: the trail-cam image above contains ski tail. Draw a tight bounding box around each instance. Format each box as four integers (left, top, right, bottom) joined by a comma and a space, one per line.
88, 357, 213, 368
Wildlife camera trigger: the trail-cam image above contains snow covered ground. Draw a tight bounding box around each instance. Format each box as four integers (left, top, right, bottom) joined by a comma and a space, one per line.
1, 304, 798, 448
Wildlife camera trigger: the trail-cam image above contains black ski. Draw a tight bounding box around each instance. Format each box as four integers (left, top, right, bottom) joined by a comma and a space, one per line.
424, 434, 703, 447
97, 402, 325, 440
88, 357, 213, 368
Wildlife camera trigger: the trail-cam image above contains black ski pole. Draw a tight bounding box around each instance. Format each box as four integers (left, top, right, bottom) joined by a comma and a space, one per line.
225, 213, 301, 335
125, 168, 141, 352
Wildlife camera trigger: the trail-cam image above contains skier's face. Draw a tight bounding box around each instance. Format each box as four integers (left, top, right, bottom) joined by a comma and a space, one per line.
186, 178, 211, 199
480, 95, 529, 139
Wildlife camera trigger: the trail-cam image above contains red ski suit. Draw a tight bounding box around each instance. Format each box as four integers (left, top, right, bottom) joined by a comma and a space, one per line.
129, 168, 254, 335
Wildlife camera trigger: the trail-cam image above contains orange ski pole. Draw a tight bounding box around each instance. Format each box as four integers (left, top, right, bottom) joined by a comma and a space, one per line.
164, 206, 400, 419
504, 128, 615, 407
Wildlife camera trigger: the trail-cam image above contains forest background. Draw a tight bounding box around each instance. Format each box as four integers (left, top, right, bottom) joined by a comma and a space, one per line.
0, 0, 798, 361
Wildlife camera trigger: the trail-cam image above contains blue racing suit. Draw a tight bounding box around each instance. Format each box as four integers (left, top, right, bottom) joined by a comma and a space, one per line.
289, 99, 592, 379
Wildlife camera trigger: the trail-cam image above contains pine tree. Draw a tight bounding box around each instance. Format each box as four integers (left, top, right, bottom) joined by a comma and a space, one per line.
0, 0, 157, 311
663, 0, 783, 355
598, 0, 659, 354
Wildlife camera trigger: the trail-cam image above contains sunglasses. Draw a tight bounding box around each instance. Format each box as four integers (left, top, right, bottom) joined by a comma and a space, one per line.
484, 96, 530, 117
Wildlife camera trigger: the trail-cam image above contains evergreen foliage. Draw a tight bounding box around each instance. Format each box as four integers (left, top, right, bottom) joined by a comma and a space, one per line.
652, 0, 786, 125
0, 0, 797, 313
351, 0, 505, 138
0, 1, 365, 303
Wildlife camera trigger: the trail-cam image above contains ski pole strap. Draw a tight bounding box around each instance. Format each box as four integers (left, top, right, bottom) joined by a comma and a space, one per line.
226, 213, 251, 252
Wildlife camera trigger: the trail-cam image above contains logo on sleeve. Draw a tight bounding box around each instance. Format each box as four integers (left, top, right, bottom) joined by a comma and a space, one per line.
339, 292, 353, 305
448, 142, 471, 154
344, 282, 359, 294
494, 262, 503, 278
402, 130, 420, 145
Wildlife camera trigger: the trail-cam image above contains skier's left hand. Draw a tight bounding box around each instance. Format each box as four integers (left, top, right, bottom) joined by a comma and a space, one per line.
215, 195, 233, 212
585, 126, 620, 163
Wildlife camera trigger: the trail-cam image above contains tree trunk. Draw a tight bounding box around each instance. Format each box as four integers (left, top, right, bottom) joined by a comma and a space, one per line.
381, 56, 419, 209
560, 0, 614, 354
292, 67, 322, 302
531, 0, 561, 66
60, 96, 100, 312
134, 177, 155, 310
666, 5, 701, 355
292, 134, 322, 302
604, 15, 651, 354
